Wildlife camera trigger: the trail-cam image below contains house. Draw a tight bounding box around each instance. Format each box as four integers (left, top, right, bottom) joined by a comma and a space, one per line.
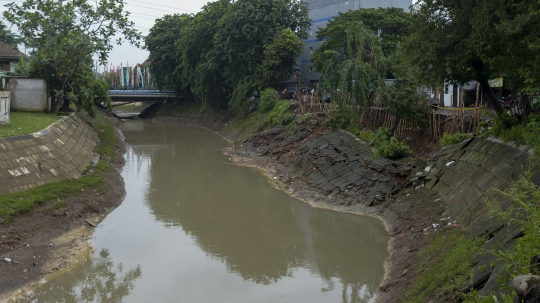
0, 41, 25, 74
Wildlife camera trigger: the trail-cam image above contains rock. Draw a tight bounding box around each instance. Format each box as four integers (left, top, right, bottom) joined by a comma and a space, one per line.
530, 254, 540, 275
512, 274, 540, 298
524, 283, 540, 303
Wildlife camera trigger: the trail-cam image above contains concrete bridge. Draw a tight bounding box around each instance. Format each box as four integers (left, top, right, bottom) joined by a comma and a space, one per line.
108, 90, 181, 103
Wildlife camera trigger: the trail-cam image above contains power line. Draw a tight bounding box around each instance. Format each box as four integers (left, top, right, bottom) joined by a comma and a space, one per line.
130, 12, 162, 19
124, 3, 192, 14
126, 0, 196, 12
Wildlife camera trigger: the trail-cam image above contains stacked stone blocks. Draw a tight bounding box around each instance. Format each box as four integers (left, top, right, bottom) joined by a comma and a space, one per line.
0, 113, 97, 195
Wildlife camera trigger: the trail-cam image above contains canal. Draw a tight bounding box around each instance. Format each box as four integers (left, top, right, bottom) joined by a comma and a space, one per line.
14, 120, 389, 303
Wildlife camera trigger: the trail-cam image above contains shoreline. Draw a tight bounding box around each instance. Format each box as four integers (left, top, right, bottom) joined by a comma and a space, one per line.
0, 112, 128, 302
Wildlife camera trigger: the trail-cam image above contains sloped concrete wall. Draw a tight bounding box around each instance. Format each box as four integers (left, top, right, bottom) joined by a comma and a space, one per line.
424, 138, 540, 296
0, 113, 97, 195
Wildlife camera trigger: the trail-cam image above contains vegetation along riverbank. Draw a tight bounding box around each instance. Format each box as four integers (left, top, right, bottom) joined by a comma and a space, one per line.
0, 111, 127, 301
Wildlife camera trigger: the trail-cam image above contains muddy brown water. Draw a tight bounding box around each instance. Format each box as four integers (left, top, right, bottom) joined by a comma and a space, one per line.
13, 121, 389, 303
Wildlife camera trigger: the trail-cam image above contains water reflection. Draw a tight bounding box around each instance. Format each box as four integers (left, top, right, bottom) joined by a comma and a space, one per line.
126, 122, 389, 301
15, 249, 141, 303
14, 121, 389, 303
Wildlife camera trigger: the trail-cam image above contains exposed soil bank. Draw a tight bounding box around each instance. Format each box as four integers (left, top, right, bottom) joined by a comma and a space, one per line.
151, 102, 454, 302
0, 112, 127, 302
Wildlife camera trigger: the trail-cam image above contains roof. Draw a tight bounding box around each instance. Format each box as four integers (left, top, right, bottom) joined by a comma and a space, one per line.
0, 41, 26, 60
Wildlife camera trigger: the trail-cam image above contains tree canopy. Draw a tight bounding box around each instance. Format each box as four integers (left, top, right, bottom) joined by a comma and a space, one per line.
145, 0, 309, 109
4, 0, 141, 115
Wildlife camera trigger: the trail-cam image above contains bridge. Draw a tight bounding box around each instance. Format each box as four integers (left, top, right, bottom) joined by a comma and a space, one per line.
107, 90, 179, 103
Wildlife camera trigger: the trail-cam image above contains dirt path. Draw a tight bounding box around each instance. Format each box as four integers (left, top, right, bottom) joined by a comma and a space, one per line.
0, 115, 127, 302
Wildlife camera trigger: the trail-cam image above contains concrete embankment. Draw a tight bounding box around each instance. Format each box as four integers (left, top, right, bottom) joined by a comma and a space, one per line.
0, 113, 98, 195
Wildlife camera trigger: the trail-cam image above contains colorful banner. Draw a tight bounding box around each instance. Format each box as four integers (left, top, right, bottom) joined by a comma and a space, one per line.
120, 64, 124, 89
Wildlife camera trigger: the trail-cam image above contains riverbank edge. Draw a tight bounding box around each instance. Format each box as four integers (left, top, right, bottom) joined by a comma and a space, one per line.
0, 111, 128, 302
150, 102, 445, 302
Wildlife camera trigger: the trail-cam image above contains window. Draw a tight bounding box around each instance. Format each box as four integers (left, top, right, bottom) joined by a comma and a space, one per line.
444, 84, 449, 94
330, 5, 333, 12
310, 66, 313, 72
310, 47, 313, 54
0, 61, 10, 71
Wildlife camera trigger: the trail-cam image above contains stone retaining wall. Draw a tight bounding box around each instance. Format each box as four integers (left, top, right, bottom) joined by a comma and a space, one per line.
0, 113, 97, 195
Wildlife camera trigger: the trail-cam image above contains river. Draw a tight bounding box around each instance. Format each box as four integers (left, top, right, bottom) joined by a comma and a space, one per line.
13, 120, 389, 303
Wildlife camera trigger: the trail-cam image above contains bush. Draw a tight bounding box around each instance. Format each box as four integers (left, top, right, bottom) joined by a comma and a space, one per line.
369, 127, 413, 160
323, 107, 356, 129
439, 132, 472, 147
267, 101, 293, 126
375, 136, 413, 159
259, 88, 279, 113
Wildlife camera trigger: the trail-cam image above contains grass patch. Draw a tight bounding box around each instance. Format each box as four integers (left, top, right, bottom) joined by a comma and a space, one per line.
440, 132, 472, 147
0, 112, 60, 138
0, 113, 118, 222
402, 233, 483, 303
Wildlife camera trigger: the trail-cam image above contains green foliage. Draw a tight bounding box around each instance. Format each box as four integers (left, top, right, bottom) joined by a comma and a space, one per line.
148, 0, 309, 109
145, 14, 191, 92
255, 29, 304, 89
486, 114, 540, 158
461, 166, 540, 302
0, 112, 60, 137
317, 7, 412, 58
323, 107, 356, 129
439, 132, 472, 147
267, 101, 293, 127
93, 78, 112, 110
402, 234, 483, 303
476, 121, 490, 137
0, 21, 18, 49
4, 0, 141, 114
0, 112, 118, 222
259, 88, 279, 112
300, 113, 312, 123
313, 21, 387, 111
369, 127, 413, 159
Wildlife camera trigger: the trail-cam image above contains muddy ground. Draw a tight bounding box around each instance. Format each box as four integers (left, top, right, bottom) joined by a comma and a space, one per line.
0, 113, 127, 302
152, 103, 455, 302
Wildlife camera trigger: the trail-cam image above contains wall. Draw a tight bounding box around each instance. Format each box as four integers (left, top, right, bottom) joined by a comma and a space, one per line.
4, 77, 48, 112
0, 113, 98, 195
0, 91, 9, 124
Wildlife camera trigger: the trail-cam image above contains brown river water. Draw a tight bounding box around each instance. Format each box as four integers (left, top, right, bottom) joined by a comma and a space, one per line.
13, 120, 389, 303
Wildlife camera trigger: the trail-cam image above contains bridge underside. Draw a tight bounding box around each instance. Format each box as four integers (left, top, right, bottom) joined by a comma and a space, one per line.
107, 90, 178, 103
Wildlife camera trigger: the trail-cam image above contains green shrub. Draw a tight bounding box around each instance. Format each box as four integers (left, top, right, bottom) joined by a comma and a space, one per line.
476, 121, 490, 137
440, 132, 472, 147
267, 101, 293, 126
259, 88, 279, 113
375, 136, 413, 159
323, 107, 356, 129
491, 113, 518, 137
366, 127, 413, 160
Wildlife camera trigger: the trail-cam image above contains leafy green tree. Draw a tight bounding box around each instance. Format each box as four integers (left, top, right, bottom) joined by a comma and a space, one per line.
312, 21, 387, 113
145, 14, 191, 93
205, 0, 309, 109
404, 0, 504, 113
316, 7, 412, 57
0, 21, 18, 49
178, 0, 232, 107
255, 29, 303, 91
4, 0, 141, 115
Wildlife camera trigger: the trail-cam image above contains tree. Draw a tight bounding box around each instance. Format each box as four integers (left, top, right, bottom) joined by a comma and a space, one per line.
145, 14, 191, 92
4, 0, 141, 115
205, 0, 309, 109
0, 21, 18, 49
403, 0, 504, 113
312, 21, 387, 113
316, 7, 413, 58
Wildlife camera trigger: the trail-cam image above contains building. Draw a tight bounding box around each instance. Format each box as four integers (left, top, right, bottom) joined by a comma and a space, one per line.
298, 0, 412, 86
0, 41, 26, 74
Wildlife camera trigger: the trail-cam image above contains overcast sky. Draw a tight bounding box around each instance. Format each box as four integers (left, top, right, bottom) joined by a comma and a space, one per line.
2, 0, 418, 69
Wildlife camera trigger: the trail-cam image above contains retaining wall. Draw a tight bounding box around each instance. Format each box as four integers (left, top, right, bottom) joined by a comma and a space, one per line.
0, 113, 97, 195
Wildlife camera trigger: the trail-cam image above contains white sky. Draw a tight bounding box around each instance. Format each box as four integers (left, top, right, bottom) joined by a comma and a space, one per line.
2, 0, 418, 68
